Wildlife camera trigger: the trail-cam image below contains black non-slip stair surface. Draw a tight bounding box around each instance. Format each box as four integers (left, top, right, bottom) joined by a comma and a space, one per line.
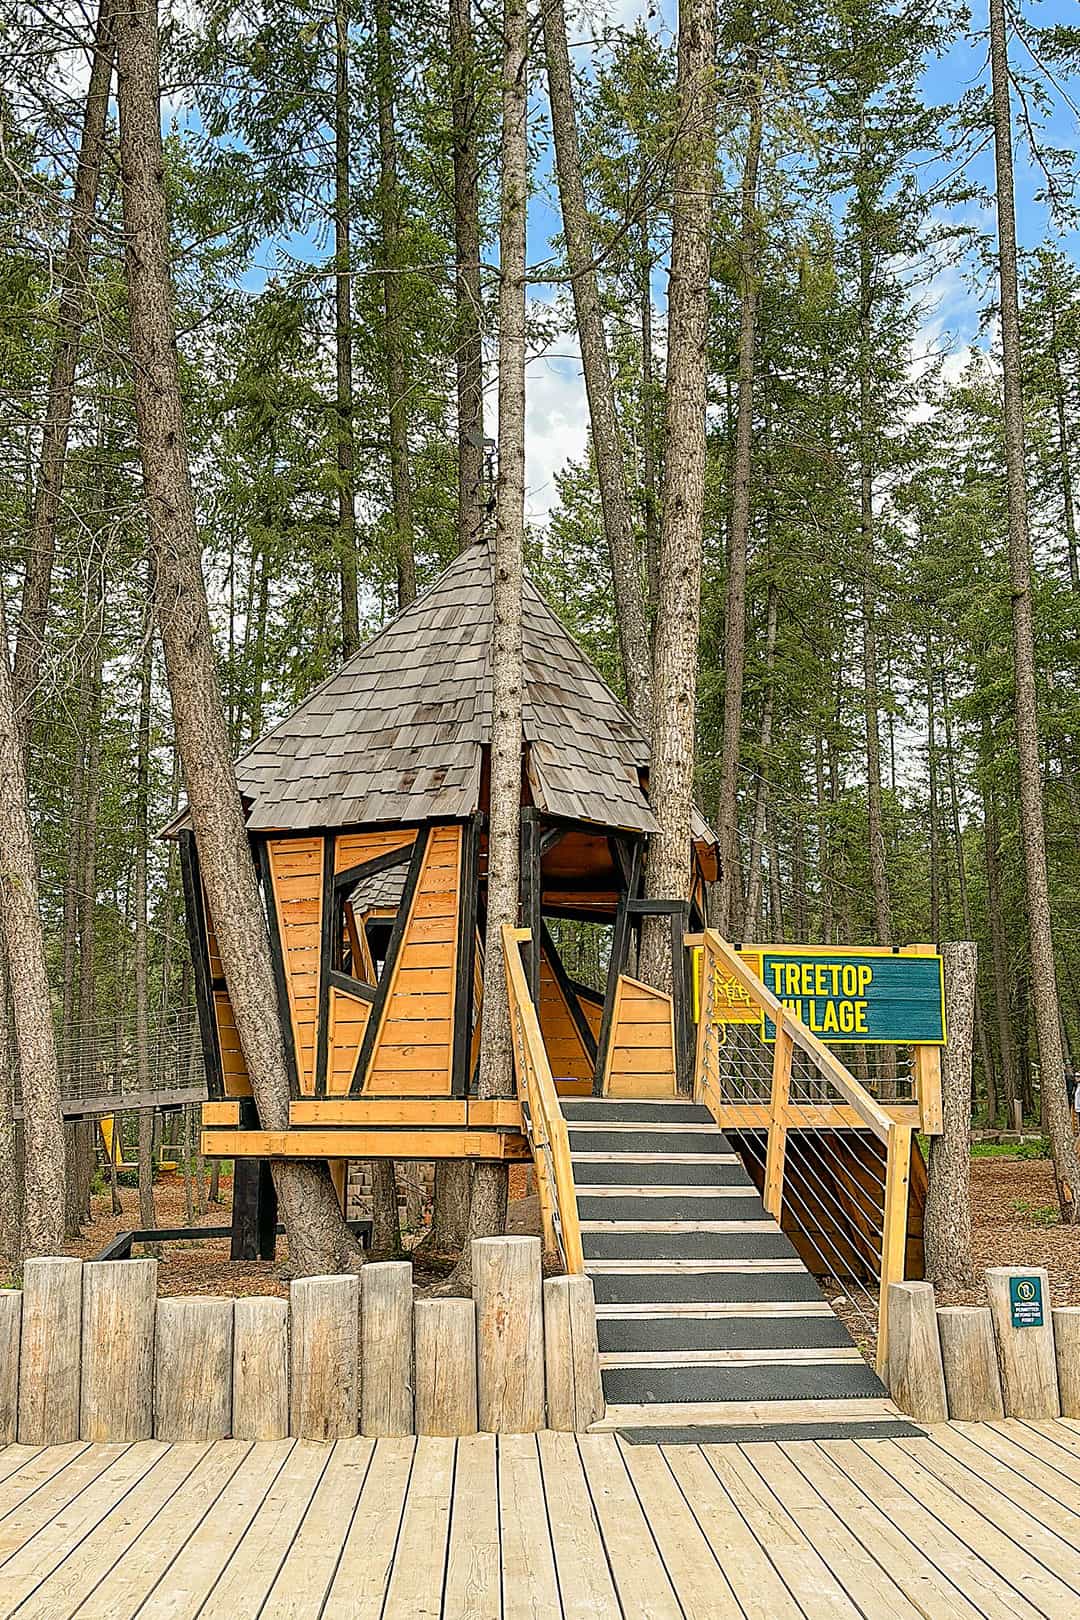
597, 1312, 853, 1354
572, 1096, 893, 1433
618, 1420, 925, 1446
583, 1229, 799, 1261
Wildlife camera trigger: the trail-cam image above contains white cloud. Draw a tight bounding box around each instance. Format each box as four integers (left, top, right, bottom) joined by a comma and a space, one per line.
523, 313, 590, 523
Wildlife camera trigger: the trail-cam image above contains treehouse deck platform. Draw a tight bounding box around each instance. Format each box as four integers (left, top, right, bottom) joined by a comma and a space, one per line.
2, 1423, 1079, 1618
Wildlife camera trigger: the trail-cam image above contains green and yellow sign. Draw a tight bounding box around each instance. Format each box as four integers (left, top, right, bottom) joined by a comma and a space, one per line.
757, 946, 946, 1046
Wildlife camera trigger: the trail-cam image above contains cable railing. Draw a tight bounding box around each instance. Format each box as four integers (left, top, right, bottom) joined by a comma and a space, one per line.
691, 929, 912, 1369
502, 924, 584, 1276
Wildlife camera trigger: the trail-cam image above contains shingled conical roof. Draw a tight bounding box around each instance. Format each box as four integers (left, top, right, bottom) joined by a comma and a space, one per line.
236, 541, 660, 836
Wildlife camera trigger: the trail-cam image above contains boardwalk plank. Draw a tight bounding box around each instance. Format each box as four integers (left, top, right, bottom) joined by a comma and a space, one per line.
0, 1444, 90, 1522
619, 1438, 742, 1618
0, 1444, 129, 1565
260, 1438, 375, 1619
115, 1441, 289, 1620
820, 1439, 1048, 1620
536, 1433, 620, 1620
923, 1426, 1080, 1551
198, 1442, 331, 1619
1, 1442, 197, 1620
321, 1436, 414, 1619
577, 1432, 681, 1620
703, 1443, 862, 1619
747, 1442, 927, 1620
498, 1435, 562, 1620
0, 1450, 42, 1492
784, 1441, 990, 1620
442, 1433, 500, 1620
662, 1443, 803, 1620
382, 1436, 455, 1620
874, 1445, 1080, 1620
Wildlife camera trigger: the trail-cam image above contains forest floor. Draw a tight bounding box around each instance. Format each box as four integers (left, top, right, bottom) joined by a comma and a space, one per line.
14, 1162, 542, 1297
5, 1153, 1074, 1314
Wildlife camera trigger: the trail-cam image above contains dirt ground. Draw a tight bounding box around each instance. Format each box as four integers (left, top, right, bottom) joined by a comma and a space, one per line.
6, 1153, 1074, 1311
1, 1162, 541, 1297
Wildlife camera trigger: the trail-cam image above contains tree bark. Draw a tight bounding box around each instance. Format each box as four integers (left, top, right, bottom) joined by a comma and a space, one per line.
639, 178, 660, 622
115, 0, 360, 1274
134, 592, 157, 1234
926, 633, 940, 941
639, 0, 717, 990
0, 591, 65, 1258
13, 0, 115, 728
450, 0, 485, 553
375, 0, 417, 608
744, 579, 777, 933
980, 718, 1018, 1125
716, 46, 762, 935
989, 0, 1077, 1218
925, 941, 977, 1291
542, 0, 652, 725
447, 0, 528, 1289
334, 0, 360, 656
1048, 288, 1079, 589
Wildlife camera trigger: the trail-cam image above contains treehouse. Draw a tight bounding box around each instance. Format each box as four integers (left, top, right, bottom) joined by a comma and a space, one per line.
172, 540, 718, 1249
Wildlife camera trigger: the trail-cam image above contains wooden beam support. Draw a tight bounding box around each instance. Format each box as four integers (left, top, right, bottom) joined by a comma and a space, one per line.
519, 808, 542, 1005
452, 816, 480, 1097
348, 826, 431, 1095
179, 830, 223, 1099
289, 1097, 522, 1128
201, 1127, 530, 1161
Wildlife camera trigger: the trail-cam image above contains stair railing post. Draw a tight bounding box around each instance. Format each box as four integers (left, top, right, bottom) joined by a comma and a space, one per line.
763, 1012, 793, 1220
877, 1122, 912, 1373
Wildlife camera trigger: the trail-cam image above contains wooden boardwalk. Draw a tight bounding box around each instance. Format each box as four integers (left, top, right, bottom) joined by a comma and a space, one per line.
0, 1421, 1079, 1617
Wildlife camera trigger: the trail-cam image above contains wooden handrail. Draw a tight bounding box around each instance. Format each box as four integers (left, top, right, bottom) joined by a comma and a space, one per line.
502, 924, 585, 1275
693, 928, 907, 1370
699, 929, 893, 1142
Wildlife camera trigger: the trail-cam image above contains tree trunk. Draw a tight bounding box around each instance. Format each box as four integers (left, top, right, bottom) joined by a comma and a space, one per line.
375, 0, 417, 608
13, 0, 115, 727
134, 593, 157, 1234
0, 936, 21, 1255
450, 0, 485, 553
715, 47, 762, 935
334, 0, 360, 656
744, 580, 777, 933
989, 0, 1076, 1218
941, 668, 996, 1118
447, 0, 529, 1290
1049, 294, 1079, 589
639, 0, 717, 989
926, 633, 940, 941
542, 0, 652, 725
0, 592, 65, 1257
115, 0, 360, 1274
640, 180, 660, 622
980, 720, 1017, 1125
925, 941, 977, 1290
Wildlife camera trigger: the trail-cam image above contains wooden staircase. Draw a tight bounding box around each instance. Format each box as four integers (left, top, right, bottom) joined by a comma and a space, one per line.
565, 1097, 921, 1443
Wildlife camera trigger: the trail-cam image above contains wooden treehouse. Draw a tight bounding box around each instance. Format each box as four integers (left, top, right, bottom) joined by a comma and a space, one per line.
173, 541, 715, 1240
176, 539, 944, 1431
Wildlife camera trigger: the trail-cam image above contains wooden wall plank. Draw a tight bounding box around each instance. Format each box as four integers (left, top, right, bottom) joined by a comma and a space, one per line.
539, 957, 592, 1084
363, 825, 462, 1097
267, 836, 324, 1096
602, 975, 677, 1098
327, 986, 373, 1097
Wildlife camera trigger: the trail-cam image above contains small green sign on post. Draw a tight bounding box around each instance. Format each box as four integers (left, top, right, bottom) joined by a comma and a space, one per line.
1009, 1274, 1044, 1329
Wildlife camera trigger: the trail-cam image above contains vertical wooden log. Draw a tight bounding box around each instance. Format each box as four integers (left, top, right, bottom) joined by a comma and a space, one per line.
233, 1296, 289, 1440
876, 1123, 913, 1372
413, 1297, 477, 1436
543, 1274, 604, 1432
1053, 1306, 1080, 1417
885, 1280, 947, 1423
0, 1289, 20, 1445
936, 1305, 1004, 1421
153, 1296, 233, 1440
986, 1266, 1060, 1419
360, 1261, 413, 1437
473, 1236, 544, 1433
18, 1256, 82, 1444
289, 1273, 359, 1440
81, 1259, 157, 1440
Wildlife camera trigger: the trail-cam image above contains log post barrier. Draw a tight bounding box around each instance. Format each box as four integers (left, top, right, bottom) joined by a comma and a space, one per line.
887, 1266, 1079, 1421
0, 1237, 608, 1441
